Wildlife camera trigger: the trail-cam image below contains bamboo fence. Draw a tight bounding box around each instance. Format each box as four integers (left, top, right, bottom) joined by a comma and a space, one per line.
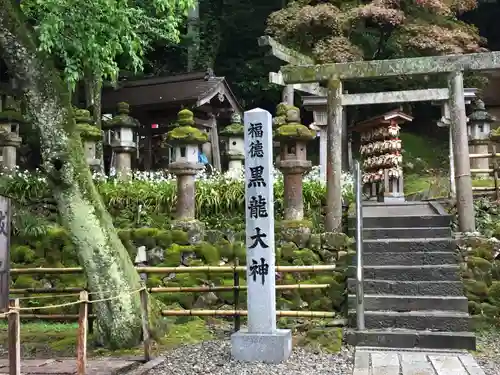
6, 264, 343, 331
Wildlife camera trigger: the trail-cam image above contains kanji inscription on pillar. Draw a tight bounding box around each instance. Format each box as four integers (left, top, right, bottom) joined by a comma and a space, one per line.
244, 108, 277, 333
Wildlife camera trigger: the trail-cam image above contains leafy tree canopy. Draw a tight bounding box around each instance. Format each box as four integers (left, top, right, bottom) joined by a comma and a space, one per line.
21, 0, 194, 88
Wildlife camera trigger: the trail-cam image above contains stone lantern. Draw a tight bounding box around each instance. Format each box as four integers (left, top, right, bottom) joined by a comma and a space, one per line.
274, 103, 314, 221
468, 99, 495, 177
167, 109, 208, 222
75, 108, 102, 171
0, 96, 23, 169
220, 112, 244, 177
103, 102, 139, 180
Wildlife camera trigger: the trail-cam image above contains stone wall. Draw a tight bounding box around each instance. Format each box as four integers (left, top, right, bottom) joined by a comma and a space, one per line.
10, 226, 353, 315
459, 236, 500, 318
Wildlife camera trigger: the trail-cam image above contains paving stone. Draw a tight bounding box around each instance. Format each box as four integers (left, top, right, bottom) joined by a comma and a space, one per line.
400, 353, 435, 375
428, 355, 469, 375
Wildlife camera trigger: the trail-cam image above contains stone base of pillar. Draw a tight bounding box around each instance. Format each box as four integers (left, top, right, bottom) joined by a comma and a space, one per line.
231, 329, 292, 364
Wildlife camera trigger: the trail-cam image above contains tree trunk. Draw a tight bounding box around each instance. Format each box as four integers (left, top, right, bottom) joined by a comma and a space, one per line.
0, 0, 144, 348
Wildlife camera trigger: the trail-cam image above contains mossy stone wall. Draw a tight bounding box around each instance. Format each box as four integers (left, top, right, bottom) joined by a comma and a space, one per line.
10, 227, 353, 316
459, 237, 500, 318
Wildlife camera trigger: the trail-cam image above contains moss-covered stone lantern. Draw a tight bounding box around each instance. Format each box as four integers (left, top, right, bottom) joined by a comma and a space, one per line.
103, 102, 139, 180
0, 96, 23, 169
75, 108, 102, 171
468, 99, 495, 177
274, 103, 314, 222
167, 109, 208, 222
220, 112, 244, 177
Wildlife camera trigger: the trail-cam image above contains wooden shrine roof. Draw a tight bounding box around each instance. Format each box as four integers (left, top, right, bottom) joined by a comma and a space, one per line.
352, 110, 413, 132
101, 70, 242, 114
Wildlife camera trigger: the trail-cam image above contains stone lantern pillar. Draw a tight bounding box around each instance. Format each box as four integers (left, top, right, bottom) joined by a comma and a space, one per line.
103, 102, 138, 180
274, 103, 314, 221
221, 112, 244, 177
75, 108, 102, 171
167, 109, 208, 221
0, 96, 23, 169
468, 99, 495, 178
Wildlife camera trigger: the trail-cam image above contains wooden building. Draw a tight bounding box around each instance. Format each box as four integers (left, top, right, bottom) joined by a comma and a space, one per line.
101, 69, 242, 172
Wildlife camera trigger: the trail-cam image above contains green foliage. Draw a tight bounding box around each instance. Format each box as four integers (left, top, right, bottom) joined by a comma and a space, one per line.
21, 0, 194, 88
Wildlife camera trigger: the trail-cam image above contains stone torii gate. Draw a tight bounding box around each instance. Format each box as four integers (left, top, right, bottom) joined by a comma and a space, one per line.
281, 52, 500, 233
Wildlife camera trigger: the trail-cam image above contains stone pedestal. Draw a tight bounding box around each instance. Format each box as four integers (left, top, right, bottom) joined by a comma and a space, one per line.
167, 109, 208, 221
169, 161, 204, 220
277, 160, 312, 220
231, 329, 292, 364
113, 146, 135, 180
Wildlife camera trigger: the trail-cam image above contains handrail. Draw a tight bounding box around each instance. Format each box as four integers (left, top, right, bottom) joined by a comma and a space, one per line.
354, 160, 365, 330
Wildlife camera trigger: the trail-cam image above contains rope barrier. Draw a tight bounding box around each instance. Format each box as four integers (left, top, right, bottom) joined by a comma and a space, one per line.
9, 286, 146, 312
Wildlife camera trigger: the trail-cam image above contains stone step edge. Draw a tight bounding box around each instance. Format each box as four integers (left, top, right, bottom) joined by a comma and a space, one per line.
347, 294, 468, 300
360, 237, 453, 243
347, 310, 470, 318
351, 264, 460, 270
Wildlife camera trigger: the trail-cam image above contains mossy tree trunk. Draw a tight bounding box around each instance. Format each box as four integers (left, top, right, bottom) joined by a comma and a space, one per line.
0, 0, 144, 348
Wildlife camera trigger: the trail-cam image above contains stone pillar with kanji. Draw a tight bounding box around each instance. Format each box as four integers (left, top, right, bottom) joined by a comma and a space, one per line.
103, 102, 138, 180
275, 103, 314, 220
468, 99, 495, 178
221, 112, 244, 178
75, 108, 102, 172
0, 96, 23, 170
167, 108, 208, 223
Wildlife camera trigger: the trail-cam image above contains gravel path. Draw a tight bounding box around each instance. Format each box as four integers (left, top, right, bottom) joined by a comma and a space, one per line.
147, 340, 354, 375
473, 329, 500, 375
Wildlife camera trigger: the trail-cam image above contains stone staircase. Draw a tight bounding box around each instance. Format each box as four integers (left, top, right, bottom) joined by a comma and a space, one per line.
346, 201, 475, 350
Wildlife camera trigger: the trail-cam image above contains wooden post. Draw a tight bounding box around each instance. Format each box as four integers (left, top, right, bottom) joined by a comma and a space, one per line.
8, 298, 20, 375
448, 71, 475, 232
139, 287, 151, 362
209, 114, 222, 171
76, 291, 88, 375
0, 196, 11, 312
233, 258, 240, 332
325, 79, 343, 232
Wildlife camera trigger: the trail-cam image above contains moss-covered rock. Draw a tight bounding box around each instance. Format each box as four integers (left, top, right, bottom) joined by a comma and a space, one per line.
308, 234, 322, 252
292, 248, 320, 265
488, 281, 500, 306
467, 256, 492, 272
171, 230, 189, 245
280, 242, 299, 262
321, 232, 352, 250
194, 242, 220, 265
167, 126, 208, 144
275, 123, 315, 141
464, 280, 489, 302
11, 245, 36, 264
300, 327, 343, 353
280, 220, 312, 248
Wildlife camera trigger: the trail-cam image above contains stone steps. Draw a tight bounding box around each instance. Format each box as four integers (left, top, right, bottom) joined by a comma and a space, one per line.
347, 294, 469, 312
361, 238, 454, 253
345, 329, 476, 350
347, 279, 465, 296
357, 265, 461, 281
357, 252, 458, 266
347, 310, 470, 331
347, 201, 474, 350
359, 227, 451, 240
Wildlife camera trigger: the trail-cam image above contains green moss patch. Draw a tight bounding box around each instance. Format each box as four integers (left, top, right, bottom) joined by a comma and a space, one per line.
167, 126, 208, 144
275, 123, 315, 141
